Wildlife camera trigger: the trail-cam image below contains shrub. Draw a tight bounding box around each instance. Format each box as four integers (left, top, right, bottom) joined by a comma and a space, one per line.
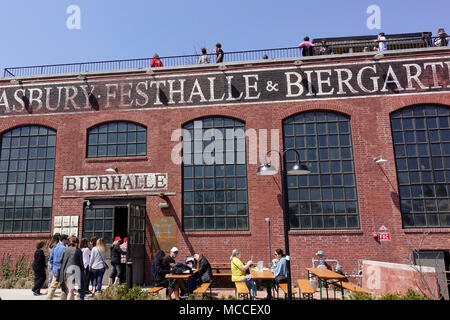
0, 253, 33, 288
349, 288, 431, 300
93, 284, 157, 300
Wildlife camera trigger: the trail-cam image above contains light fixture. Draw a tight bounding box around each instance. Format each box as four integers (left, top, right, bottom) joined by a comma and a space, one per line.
373, 155, 388, 164
218, 64, 227, 71
84, 200, 91, 207
288, 161, 311, 175
256, 161, 277, 176
256, 148, 310, 300
146, 69, 155, 75
10, 79, 23, 85
373, 52, 384, 60
105, 166, 118, 173
77, 74, 87, 81
294, 60, 303, 66
158, 202, 170, 209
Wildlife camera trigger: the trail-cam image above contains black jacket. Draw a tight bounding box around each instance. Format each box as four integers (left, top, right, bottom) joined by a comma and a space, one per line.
197, 256, 213, 283
151, 250, 166, 285
32, 248, 46, 273
110, 245, 127, 265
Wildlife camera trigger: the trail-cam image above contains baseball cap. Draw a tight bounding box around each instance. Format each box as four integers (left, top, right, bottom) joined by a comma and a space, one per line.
123, 237, 128, 242
115, 236, 122, 241
170, 247, 179, 253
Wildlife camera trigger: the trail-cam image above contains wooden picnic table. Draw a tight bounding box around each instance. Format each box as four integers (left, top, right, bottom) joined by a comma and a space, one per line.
166, 270, 197, 299
305, 267, 345, 300
249, 268, 275, 299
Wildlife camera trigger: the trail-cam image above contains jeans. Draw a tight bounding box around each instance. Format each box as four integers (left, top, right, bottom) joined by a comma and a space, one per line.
92, 268, 105, 292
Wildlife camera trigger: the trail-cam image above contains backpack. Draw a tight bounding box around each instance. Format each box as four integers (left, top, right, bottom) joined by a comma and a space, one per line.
172, 262, 192, 274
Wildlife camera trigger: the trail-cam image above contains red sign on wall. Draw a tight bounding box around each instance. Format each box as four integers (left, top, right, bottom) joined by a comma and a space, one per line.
378, 232, 391, 241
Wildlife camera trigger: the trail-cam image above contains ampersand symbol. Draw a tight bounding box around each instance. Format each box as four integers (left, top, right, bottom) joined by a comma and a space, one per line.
266, 81, 279, 92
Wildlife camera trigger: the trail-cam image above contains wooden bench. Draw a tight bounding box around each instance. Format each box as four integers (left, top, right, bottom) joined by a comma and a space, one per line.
213, 272, 232, 277
234, 281, 250, 299
277, 283, 298, 299
193, 281, 212, 298
297, 279, 315, 299
338, 281, 370, 294
146, 286, 166, 297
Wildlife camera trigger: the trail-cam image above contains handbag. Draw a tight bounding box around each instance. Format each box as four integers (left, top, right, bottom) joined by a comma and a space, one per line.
100, 253, 109, 269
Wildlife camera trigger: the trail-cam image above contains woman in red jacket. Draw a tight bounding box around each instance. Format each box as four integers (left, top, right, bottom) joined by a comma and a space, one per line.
150, 54, 163, 67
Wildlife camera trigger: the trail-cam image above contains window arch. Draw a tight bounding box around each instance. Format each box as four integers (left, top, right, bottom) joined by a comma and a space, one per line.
182, 117, 248, 231
283, 111, 360, 229
87, 121, 146, 158
0, 125, 56, 233
391, 104, 450, 228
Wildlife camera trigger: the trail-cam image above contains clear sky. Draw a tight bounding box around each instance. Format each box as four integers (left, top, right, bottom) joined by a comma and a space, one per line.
0, 0, 449, 73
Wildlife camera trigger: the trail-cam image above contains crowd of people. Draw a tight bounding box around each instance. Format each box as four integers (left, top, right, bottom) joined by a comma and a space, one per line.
299, 28, 449, 56
148, 27, 449, 68
32, 232, 291, 300
148, 246, 288, 300
31, 233, 128, 300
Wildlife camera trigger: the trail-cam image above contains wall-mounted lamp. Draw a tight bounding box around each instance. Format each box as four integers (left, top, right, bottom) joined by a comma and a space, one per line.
373, 52, 384, 60
158, 202, 170, 209
373, 155, 388, 164
84, 200, 91, 207
105, 166, 118, 173
146, 69, 155, 75
10, 79, 23, 85
294, 60, 304, 66
218, 64, 227, 71
77, 74, 87, 81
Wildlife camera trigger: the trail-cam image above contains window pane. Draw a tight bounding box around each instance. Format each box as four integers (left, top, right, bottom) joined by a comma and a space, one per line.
182, 117, 248, 231
87, 121, 146, 158
283, 111, 359, 230
0, 126, 55, 234
391, 105, 450, 228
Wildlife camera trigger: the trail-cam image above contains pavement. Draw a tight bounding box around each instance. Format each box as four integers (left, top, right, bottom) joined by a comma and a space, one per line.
0, 285, 343, 300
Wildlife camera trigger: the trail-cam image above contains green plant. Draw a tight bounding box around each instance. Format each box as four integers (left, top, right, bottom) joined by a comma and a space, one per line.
188, 293, 209, 300
93, 284, 157, 300
349, 288, 430, 300
219, 294, 238, 300
0, 253, 33, 288
348, 291, 374, 300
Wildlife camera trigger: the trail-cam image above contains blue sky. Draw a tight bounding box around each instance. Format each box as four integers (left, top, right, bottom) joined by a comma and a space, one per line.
0, 0, 449, 73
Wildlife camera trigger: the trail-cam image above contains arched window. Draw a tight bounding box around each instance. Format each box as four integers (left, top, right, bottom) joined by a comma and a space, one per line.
87, 121, 146, 158
0, 126, 56, 233
283, 111, 360, 229
391, 104, 450, 228
182, 117, 248, 231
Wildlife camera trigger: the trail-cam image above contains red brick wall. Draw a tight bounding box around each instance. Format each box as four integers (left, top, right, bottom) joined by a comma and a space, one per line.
1, 54, 450, 285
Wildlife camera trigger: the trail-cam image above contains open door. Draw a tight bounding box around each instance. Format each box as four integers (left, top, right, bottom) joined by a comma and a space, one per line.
127, 203, 146, 286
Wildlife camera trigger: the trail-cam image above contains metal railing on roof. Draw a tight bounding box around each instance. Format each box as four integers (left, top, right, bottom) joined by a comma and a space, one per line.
3, 36, 447, 78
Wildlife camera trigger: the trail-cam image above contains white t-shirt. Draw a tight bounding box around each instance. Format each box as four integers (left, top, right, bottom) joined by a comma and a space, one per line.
82, 247, 91, 269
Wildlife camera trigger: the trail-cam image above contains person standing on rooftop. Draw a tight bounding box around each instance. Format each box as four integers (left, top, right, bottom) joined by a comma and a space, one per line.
298, 36, 315, 56
435, 28, 449, 46
214, 43, 224, 63
150, 54, 164, 67
374, 32, 388, 51
198, 47, 211, 64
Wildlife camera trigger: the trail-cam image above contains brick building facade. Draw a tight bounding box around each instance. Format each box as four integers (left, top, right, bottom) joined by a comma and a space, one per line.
0, 46, 449, 293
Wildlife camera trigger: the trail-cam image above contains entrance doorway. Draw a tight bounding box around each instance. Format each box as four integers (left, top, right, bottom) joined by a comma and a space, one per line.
83, 198, 146, 286
114, 206, 128, 241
